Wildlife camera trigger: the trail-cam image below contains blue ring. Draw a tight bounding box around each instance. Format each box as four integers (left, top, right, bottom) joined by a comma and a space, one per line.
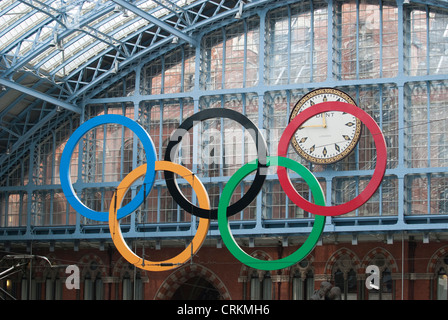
60, 114, 156, 221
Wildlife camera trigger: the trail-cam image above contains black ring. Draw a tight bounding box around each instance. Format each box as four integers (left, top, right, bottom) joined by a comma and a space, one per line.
163, 108, 268, 219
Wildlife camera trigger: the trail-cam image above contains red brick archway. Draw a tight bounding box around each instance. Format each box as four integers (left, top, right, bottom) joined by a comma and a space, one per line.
360, 247, 399, 273
427, 245, 448, 273
154, 263, 231, 300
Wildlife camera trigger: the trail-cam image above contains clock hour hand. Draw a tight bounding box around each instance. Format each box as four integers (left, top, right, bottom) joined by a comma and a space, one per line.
299, 124, 326, 129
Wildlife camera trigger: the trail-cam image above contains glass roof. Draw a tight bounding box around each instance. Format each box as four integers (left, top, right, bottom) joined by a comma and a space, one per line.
0, 0, 193, 78
3, 0, 448, 83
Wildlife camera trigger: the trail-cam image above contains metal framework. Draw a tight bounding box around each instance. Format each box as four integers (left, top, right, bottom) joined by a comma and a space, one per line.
1, 0, 448, 246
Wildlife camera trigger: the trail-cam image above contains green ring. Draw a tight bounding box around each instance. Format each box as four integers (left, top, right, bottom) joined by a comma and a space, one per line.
217, 156, 326, 271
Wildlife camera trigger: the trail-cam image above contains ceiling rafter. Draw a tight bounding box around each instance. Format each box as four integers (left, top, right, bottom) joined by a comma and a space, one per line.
1, 0, 244, 95
17, 0, 130, 60
0, 78, 81, 114
63, 0, 250, 101
111, 0, 199, 47
1, 1, 117, 78
152, 0, 192, 26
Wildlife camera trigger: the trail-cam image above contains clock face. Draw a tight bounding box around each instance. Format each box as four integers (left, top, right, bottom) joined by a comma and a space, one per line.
289, 88, 362, 164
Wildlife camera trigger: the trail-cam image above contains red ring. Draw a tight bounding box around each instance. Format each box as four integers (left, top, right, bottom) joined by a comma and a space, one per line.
277, 101, 387, 217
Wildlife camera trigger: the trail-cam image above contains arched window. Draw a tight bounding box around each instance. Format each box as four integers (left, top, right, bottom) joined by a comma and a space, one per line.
291, 259, 314, 300
366, 254, 394, 300
43, 264, 63, 300
434, 255, 448, 300
331, 254, 358, 300
83, 261, 103, 300
122, 270, 143, 300
292, 269, 314, 300
437, 268, 448, 300
250, 271, 272, 300
45, 275, 62, 300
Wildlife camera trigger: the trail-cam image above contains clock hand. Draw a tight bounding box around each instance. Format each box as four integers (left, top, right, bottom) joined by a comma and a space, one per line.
299, 124, 326, 129
299, 115, 327, 129
322, 112, 327, 128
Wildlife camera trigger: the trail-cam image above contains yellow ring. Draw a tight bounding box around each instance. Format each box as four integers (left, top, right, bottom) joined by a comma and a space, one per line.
109, 161, 210, 272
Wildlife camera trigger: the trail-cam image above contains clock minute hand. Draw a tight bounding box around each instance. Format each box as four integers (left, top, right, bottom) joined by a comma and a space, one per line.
299, 124, 326, 129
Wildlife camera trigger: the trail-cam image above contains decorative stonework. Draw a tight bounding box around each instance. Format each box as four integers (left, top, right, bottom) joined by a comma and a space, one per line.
324, 248, 361, 276
427, 245, 448, 274
154, 263, 231, 300
78, 253, 107, 279
361, 247, 399, 273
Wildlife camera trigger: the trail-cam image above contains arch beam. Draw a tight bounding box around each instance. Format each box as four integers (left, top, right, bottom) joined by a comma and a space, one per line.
111, 0, 199, 47
0, 78, 81, 114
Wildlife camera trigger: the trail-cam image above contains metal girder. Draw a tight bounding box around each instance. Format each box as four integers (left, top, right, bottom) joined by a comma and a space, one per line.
152, 0, 192, 26
0, 110, 57, 166
0, 108, 72, 182
66, 0, 264, 100
111, 0, 199, 47
78, 25, 130, 58
0, 2, 116, 78
16, 0, 129, 59
0, 78, 81, 114
406, 0, 448, 10
16, 0, 66, 26
1, 0, 246, 99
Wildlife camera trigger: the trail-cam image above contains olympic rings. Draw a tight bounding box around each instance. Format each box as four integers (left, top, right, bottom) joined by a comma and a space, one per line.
109, 161, 210, 271
164, 108, 268, 220
60, 114, 157, 222
60, 100, 387, 272
217, 156, 326, 271
277, 101, 387, 217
